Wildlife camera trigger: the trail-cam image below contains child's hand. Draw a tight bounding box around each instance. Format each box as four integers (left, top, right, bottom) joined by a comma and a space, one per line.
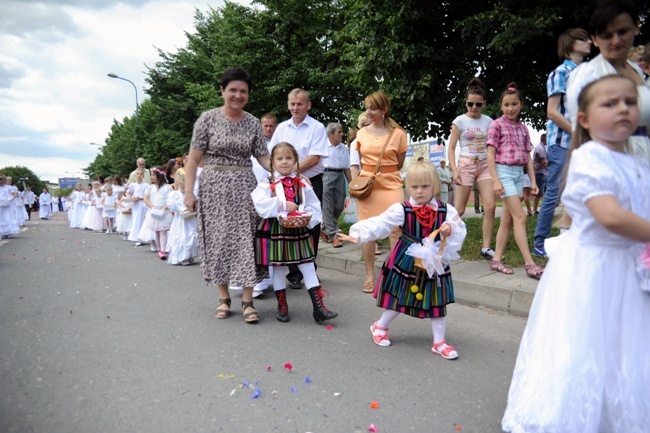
440, 223, 452, 237
493, 179, 504, 196
337, 233, 358, 244
530, 184, 539, 196
286, 201, 298, 213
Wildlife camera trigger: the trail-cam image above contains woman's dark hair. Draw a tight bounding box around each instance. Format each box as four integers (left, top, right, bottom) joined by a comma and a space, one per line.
589, 0, 639, 37
467, 77, 487, 99
113, 175, 123, 186
499, 82, 524, 105
220, 67, 252, 91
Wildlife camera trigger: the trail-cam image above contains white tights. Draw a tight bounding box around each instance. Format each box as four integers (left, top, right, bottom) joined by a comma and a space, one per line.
273, 262, 320, 290
155, 230, 168, 252
376, 309, 447, 343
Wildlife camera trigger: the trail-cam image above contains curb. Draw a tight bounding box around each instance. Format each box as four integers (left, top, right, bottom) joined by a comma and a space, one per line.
315, 248, 535, 317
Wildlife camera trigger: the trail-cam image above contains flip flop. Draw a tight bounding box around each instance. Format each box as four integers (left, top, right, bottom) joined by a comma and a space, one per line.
362, 281, 374, 293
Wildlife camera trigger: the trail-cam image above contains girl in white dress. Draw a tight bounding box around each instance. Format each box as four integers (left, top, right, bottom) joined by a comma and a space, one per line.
52, 195, 59, 213
115, 191, 133, 240
6, 178, 25, 227
126, 168, 149, 245
143, 167, 173, 259
502, 75, 650, 432
101, 185, 117, 233
81, 182, 104, 231
69, 184, 84, 228
0, 175, 20, 238
165, 171, 198, 265
38, 188, 52, 220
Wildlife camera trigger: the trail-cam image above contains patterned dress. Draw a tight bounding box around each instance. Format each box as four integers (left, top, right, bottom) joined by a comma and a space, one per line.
191, 108, 269, 287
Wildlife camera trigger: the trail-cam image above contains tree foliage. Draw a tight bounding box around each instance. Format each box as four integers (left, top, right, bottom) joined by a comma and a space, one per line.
87, 0, 646, 175
0, 166, 45, 192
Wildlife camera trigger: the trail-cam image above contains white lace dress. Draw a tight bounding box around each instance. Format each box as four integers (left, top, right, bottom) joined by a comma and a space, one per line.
502, 141, 650, 433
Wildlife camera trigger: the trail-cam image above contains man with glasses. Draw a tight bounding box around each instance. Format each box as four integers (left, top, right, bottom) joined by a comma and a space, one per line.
533, 28, 591, 259
127, 158, 151, 185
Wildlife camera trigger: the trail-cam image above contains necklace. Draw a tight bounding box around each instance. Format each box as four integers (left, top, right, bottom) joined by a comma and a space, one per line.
413, 205, 436, 232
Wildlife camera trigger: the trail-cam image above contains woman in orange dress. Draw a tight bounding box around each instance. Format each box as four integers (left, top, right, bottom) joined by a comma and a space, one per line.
353, 91, 408, 292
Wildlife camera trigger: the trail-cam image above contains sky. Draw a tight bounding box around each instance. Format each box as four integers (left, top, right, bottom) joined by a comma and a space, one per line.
0, 0, 250, 183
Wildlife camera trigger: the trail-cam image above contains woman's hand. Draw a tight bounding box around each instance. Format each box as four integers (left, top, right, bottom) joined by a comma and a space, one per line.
493, 179, 504, 196
184, 192, 197, 211
286, 201, 298, 213
440, 223, 452, 237
452, 170, 461, 185
337, 233, 358, 244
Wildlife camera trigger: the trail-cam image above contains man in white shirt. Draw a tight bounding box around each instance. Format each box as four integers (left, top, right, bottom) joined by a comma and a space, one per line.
127, 158, 151, 185
321, 122, 351, 247
269, 88, 329, 289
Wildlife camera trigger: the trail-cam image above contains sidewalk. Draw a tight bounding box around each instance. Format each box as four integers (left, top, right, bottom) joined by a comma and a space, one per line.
316, 238, 538, 317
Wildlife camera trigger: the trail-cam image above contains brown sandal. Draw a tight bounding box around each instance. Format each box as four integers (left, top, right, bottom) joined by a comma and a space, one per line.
242, 301, 259, 324
490, 260, 514, 275
524, 263, 544, 280
362, 280, 374, 293
214, 298, 231, 319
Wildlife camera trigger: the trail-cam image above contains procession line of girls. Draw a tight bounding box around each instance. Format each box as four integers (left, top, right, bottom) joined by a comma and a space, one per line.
68, 168, 199, 266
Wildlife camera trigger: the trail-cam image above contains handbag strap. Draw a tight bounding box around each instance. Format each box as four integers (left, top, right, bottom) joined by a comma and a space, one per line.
359, 128, 397, 176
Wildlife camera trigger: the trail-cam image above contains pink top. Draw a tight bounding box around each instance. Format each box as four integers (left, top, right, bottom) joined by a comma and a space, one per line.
486, 115, 532, 166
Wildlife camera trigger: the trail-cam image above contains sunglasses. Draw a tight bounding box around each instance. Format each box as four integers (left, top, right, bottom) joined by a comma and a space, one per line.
466, 102, 484, 108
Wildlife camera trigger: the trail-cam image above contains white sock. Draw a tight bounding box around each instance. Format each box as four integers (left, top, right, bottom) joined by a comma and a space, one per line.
376, 309, 399, 331
431, 316, 447, 343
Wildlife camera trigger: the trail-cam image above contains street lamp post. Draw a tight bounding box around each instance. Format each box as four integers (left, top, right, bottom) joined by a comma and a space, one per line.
107, 72, 140, 153
18, 177, 29, 191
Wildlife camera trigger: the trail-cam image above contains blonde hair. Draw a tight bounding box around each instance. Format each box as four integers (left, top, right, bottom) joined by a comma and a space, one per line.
405, 161, 442, 197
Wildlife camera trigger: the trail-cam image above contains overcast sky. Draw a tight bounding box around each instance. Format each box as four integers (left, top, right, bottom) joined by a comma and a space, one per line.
0, 0, 248, 182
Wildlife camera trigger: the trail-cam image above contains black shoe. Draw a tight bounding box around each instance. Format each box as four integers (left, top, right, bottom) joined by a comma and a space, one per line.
474, 208, 480, 213
288, 281, 303, 290
275, 289, 290, 322
307, 286, 338, 323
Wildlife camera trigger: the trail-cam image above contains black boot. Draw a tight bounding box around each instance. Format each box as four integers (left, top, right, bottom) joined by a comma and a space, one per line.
275, 289, 290, 322
307, 286, 338, 323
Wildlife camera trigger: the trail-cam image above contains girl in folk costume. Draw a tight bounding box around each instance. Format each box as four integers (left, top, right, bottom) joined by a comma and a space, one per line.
126, 168, 149, 245
101, 185, 117, 234
142, 166, 173, 260
502, 75, 650, 432
115, 190, 133, 240
165, 171, 198, 265
81, 181, 104, 231
38, 187, 52, 220
0, 174, 21, 238
338, 161, 466, 359
252, 142, 338, 323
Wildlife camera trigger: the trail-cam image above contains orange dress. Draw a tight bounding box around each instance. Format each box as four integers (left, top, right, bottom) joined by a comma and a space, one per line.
354, 127, 408, 220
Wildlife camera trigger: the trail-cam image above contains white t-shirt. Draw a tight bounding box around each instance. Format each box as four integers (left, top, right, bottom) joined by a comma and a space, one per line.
452, 114, 493, 158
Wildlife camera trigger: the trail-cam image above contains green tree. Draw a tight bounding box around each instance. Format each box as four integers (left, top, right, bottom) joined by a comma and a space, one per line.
0, 166, 45, 192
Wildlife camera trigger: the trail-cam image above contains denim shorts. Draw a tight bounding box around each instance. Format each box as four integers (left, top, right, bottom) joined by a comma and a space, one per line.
495, 163, 524, 198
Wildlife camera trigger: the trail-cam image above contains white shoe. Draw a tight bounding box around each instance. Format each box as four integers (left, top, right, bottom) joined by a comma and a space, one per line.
252, 290, 264, 298
150, 242, 157, 252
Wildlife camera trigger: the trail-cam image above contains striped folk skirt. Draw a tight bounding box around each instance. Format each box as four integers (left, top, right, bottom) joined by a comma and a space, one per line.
374, 235, 455, 318
255, 218, 315, 266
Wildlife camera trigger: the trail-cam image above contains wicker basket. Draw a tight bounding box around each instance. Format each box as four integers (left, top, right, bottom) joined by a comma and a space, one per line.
414, 228, 447, 271
279, 213, 312, 229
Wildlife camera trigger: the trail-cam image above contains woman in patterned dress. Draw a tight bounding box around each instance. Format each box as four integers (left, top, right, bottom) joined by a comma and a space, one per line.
183, 67, 271, 324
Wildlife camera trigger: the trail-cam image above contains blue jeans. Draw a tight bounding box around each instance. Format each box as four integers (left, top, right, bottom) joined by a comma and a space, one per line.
534, 145, 567, 247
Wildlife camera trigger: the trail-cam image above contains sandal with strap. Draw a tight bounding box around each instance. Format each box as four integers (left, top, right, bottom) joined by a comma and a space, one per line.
490, 260, 514, 275
362, 280, 374, 293
432, 340, 459, 360
370, 321, 391, 347
214, 298, 231, 319
524, 263, 544, 280
242, 300, 259, 324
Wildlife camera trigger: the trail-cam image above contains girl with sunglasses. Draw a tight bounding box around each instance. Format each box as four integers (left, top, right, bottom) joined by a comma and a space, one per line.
447, 77, 496, 259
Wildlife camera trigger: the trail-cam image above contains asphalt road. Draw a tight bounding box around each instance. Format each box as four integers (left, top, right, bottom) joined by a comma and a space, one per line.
0, 213, 526, 433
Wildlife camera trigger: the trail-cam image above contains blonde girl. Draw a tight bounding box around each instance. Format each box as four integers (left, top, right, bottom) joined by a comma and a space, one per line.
143, 167, 173, 260
486, 82, 543, 279
339, 161, 466, 359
